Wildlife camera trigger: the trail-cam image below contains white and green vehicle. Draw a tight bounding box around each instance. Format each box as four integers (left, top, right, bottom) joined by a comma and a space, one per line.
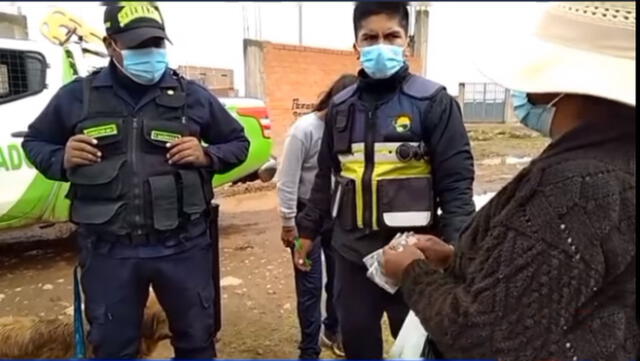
0, 8, 276, 242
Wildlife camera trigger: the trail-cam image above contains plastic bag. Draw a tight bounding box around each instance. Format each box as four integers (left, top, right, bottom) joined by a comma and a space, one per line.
363, 248, 399, 293
389, 310, 427, 359
363, 232, 416, 294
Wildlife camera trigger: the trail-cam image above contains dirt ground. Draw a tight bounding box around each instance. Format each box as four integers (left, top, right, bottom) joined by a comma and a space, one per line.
0, 124, 548, 359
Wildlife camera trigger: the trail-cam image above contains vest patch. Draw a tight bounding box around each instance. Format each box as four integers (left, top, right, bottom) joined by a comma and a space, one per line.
83, 124, 118, 138
151, 130, 182, 143
394, 115, 412, 133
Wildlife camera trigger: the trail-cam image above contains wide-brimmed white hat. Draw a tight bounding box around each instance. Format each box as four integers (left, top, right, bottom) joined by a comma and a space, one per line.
475, 2, 635, 106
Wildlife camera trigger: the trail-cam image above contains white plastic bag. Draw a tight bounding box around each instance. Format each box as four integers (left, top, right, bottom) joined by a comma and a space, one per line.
389, 311, 428, 360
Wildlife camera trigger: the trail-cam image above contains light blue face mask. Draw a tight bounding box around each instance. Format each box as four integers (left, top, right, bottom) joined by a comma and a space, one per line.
511, 90, 565, 137
359, 44, 405, 79
119, 47, 168, 85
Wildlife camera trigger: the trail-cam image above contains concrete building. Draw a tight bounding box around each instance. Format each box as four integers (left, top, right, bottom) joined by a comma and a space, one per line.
176, 65, 237, 97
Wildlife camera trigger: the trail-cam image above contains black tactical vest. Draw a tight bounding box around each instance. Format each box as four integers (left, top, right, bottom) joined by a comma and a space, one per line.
329, 74, 443, 232
65, 70, 211, 239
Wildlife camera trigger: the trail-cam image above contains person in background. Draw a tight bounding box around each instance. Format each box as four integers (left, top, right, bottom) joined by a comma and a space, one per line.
22, 3, 249, 359
276, 74, 358, 360
383, 2, 637, 360
295, 2, 475, 359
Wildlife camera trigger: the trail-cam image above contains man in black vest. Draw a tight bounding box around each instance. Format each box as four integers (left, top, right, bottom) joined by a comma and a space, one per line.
295, 2, 475, 359
22, 3, 248, 359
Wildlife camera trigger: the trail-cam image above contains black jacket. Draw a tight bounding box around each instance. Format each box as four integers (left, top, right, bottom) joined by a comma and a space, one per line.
297, 66, 475, 263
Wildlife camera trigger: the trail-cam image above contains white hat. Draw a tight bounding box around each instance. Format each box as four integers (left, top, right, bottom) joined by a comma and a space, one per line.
475, 2, 635, 106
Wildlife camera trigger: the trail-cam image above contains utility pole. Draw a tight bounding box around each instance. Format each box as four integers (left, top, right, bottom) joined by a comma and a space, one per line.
413, 2, 430, 77
298, 2, 303, 45
13, 2, 22, 15
257, 4, 262, 40
242, 4, 248, 39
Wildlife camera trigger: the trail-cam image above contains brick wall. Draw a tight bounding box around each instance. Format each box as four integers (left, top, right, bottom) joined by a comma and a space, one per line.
257, 42, 422, 153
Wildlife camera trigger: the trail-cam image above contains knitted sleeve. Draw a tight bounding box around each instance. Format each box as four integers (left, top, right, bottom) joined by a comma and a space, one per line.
401, 166, 634, 360
401, 226, 598, 360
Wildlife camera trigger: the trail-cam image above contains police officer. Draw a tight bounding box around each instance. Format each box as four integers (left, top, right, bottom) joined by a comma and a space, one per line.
295, 2, 475, 359
22, 3, 248, 359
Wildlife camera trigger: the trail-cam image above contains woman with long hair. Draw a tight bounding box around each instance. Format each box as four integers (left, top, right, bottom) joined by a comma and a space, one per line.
276, 74, 358, 359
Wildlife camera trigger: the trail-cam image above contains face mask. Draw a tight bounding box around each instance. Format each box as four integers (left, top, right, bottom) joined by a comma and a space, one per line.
511, 91, 565, 137
359, 44, 405, 79
115, 46, 168, 85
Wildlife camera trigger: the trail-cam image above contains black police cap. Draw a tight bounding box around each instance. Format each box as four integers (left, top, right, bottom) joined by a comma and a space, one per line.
103, 2, 171, 48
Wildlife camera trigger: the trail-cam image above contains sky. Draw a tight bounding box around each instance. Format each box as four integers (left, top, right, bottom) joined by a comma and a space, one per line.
3, 1, 547, 96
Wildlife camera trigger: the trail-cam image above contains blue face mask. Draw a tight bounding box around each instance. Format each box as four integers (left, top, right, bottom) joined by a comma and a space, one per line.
359, 44, 405, 79
120, 47, 168, 85
511, 90, 564, 137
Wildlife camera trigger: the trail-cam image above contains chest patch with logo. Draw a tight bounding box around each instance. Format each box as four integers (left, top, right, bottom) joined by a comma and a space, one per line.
151, 130, 182, 143
393, 115, 412, 133
83, 124, 118, 138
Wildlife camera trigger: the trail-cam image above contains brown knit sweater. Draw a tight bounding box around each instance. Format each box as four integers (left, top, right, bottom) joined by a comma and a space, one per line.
402, 116, 637, 361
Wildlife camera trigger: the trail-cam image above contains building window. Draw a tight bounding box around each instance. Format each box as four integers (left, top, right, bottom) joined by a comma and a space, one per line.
0, 49, 47, 105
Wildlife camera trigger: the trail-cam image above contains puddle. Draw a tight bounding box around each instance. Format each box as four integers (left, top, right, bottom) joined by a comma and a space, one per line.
479, 156, 532, 166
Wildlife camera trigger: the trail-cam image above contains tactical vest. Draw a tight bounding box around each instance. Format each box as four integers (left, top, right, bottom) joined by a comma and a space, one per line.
65, 70, 211, 239
330, 75, 442, 232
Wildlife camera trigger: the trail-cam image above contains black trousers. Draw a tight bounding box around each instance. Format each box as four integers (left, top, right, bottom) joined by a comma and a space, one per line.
79, 238, 216, 359
334, 250, 409, 360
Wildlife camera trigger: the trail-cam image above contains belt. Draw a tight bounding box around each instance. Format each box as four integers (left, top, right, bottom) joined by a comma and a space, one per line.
97, 216, 208, 245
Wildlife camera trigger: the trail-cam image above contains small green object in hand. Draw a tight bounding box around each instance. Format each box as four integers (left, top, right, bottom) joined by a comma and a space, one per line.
294, 237, 312, 267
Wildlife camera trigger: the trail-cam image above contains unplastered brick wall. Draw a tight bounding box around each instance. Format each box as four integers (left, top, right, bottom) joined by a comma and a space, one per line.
260, 42, 422, 153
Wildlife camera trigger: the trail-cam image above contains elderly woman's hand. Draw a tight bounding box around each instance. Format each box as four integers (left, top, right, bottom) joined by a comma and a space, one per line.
413, 234, 455, 270
382, 244, 425, 283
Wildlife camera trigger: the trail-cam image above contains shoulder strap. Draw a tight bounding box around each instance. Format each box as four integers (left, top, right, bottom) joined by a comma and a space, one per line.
401, 75, 444, 100
81, 75, 92, 120
332, 83, 358, 106
81, 71, 127, 119
79, 67, 104, 119
171, 69, 188, 124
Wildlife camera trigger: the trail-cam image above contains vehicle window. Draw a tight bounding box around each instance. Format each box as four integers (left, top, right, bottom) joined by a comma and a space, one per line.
0, 49, 47, 105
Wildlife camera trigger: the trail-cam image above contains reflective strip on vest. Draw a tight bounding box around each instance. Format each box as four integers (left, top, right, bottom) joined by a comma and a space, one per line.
383, 211, 432, 227
338, 143, 366, 228
338, 142, 432, 230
